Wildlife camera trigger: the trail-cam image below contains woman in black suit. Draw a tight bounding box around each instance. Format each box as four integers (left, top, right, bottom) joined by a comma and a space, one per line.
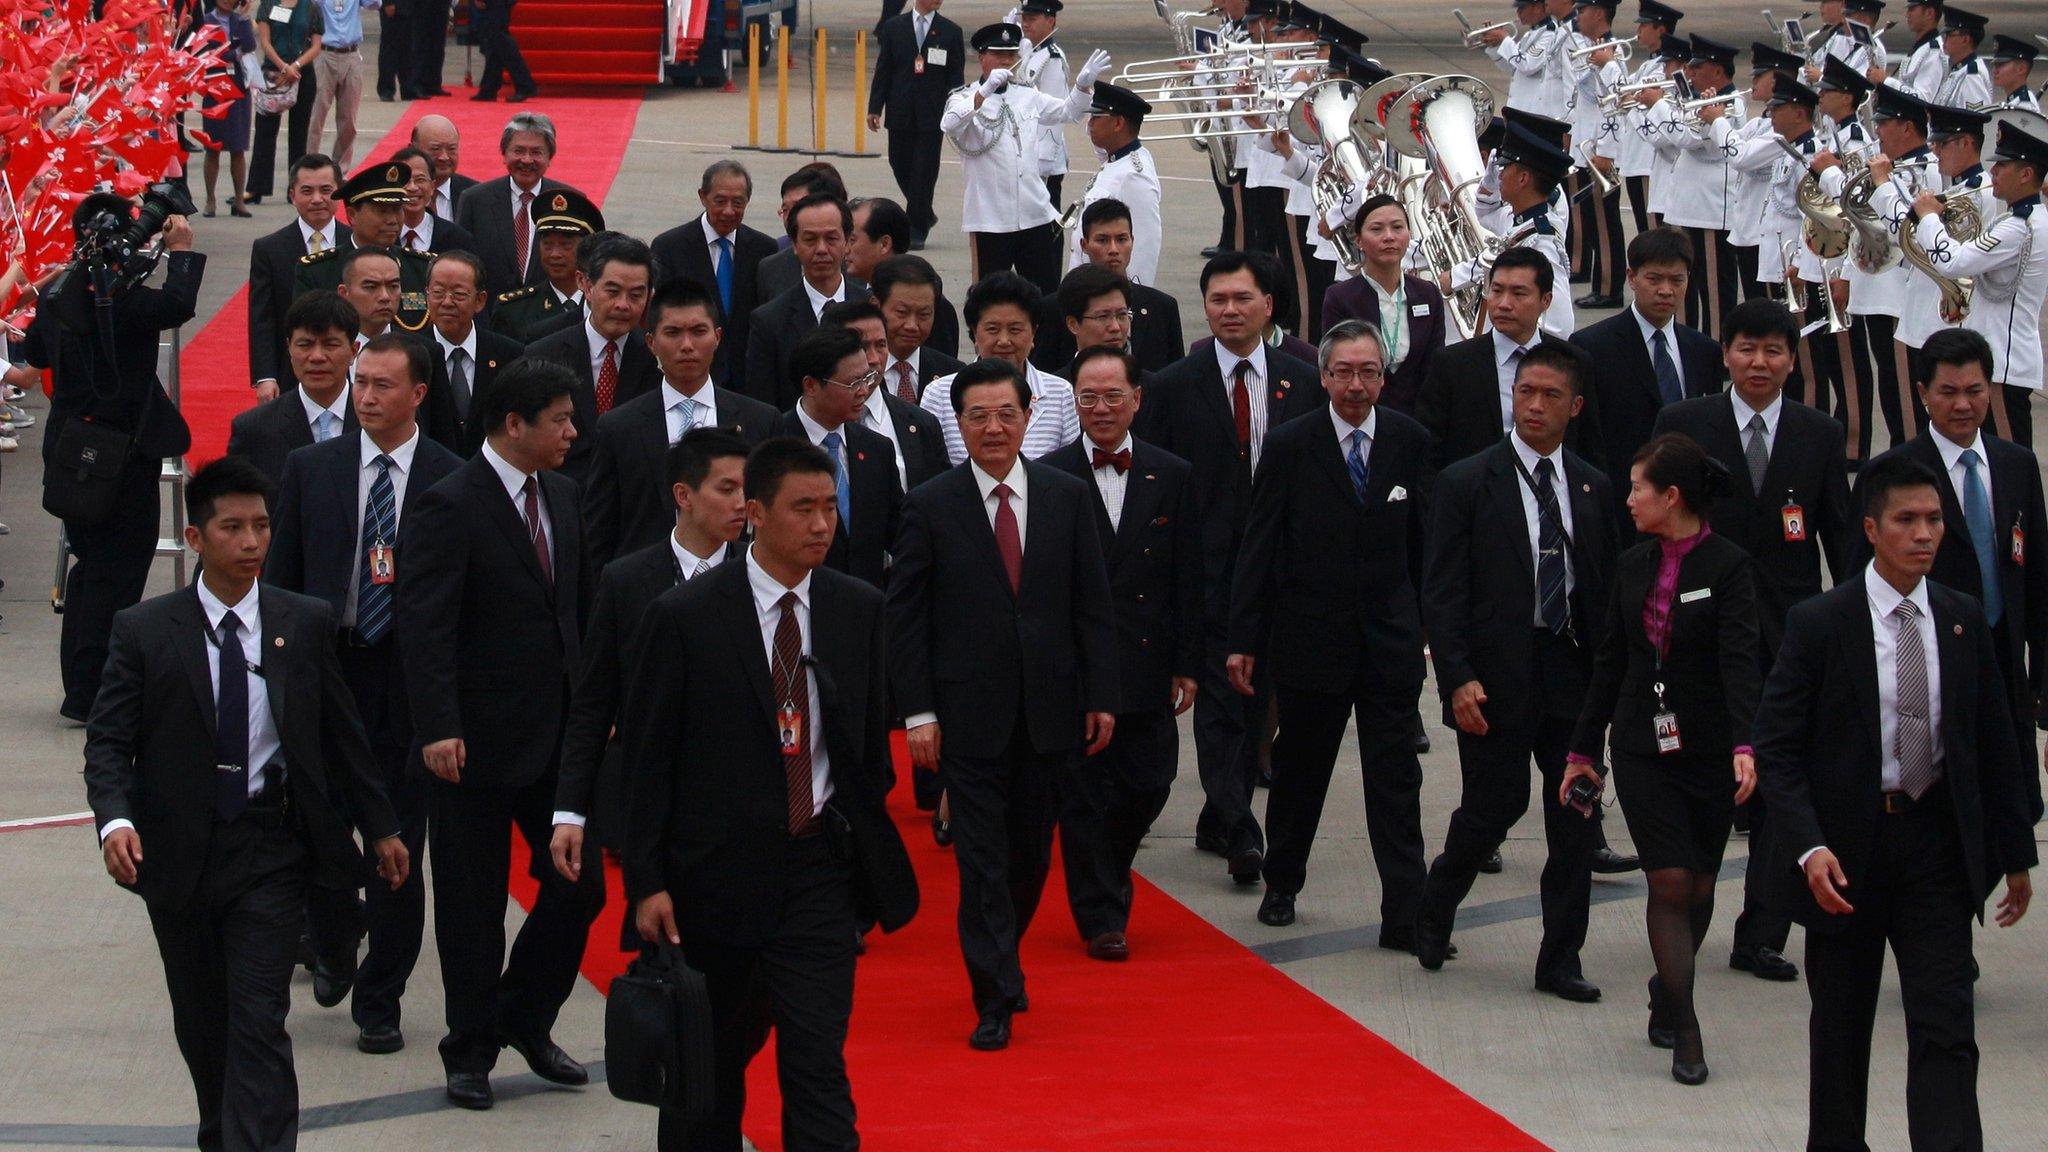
1317, 195, 1447, 414
1563, 433, 1763, 1086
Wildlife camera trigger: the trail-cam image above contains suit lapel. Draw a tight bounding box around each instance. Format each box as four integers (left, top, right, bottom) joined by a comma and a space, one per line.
1191, 356, 1238, 446
1490, 447, 1536, 581
172, 587, 217, 737
1933, 591, 1968, 764
955, 471, 1017, 600
1620, 319, 1661, 407
1755, 404, 1799, 501
1113, 455, 1160, 555
1315, 414, 1365, 507
1263, 356, 1301, 429
258, 592, 291, 746
719, 571, 778, 719
471, 459, 550, 589
1842, 577, 1884, 764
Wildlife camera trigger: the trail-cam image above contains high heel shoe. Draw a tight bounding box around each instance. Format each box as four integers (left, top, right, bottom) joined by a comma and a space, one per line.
1646, 975, 1675, 1050
1671, 1029, 1708, 1085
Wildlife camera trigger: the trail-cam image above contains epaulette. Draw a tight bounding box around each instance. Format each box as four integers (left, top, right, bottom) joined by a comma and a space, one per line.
400, 246, 436, 262
497, 285, 538, 304
300, 248, 340, 266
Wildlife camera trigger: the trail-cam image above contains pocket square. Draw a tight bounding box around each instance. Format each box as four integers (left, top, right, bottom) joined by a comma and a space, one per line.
1387, 486, 1409, 502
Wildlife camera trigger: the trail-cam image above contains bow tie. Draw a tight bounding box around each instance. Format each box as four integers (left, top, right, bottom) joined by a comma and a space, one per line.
1093, 447, 1132, 474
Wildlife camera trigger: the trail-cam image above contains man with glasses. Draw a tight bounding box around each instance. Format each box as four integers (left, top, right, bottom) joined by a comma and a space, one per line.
421, 251, 523, 454
780, 326, 904, 589
1040, 264, 1143, 383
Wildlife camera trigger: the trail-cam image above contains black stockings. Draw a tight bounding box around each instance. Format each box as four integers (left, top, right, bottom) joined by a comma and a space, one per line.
1646, 867, 1716, 1064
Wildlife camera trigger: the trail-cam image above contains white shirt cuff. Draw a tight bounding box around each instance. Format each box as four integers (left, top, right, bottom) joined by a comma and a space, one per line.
904, 712, 939, 732
552, 811, 586, 828
1797, 845, 1824, 868
99, 818, 135, 843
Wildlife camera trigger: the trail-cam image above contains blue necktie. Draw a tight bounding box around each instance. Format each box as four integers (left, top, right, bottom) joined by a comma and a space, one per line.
1651, 328, 1682, 406
1346, 429, 1370, 503
357, 455, 397, 644
213, 612, 250, 823
1961, 448, 2003, 626
1533, 458, 1570, 635
714, 235, 734, 317
823, 431, 851, 528
315, 410, 341, 442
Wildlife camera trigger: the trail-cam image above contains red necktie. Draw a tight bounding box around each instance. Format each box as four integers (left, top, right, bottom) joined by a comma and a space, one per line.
514, 190, 534, 278
1092, 447, 1132, 474
1231, 360, 1253, 458
521, 475, 553, 583
771, 592, 819, 834
596, 340, 618, 415
404, 229, 419, 252
896, 361, 918, 403
993, 483, 1023, 595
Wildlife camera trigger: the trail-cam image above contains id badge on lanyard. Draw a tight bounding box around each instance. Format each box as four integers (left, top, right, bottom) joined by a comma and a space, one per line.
369, 540, 395, 585
1652, 679, 1682, 754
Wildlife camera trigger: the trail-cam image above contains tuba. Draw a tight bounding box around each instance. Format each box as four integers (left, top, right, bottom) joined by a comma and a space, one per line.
1776, 139, 1852, 258
1897, 187, 1985, 323
1383, 74, 1503, 339
1288, 78, 1378, 275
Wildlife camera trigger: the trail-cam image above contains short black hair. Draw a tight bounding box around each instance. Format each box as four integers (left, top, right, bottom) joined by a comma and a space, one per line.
780, 161, 846, 202
1627, 224, 1693, 272
949, 357, 1034, 415
1199, 250, 1274, 297
648, 278, 720, 327
1914, 326, 1995, 386
785, 193, 852, 241
583, 233, 659, 287
853, 196, 911, 254
1489, 246, 1554, 295
1720, 297, 1801, 347
791, 324, 867, 390
820, 299, 884, 330
389, 145, 432, 175
288, 152, 341, 188
285, 290, 359, 340
1511, 161, 1562, 198
1632, 432, 1733, 515
1515, 341, 1585, 395
963, 270, 1042, 328
340, 245, 400, 283
574, 229, 624, 276
744, 436, 839, 505
665, 426, 751, 489
1056, 264, 1132, 321
1858, 453, 1945, 520
1350, 193, 1406, 234
1071, 344, 1138, 388
870, 254, 940, 303
186, 456, 275, 528
477, 357, 577, 436
357, 333, 431, 386
1079, 197, 1132, 236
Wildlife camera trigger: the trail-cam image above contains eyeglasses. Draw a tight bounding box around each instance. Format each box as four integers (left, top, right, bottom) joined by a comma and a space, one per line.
1075, 390, 1133, 410
1082, 308, 1135, 324
820, 369, 880, 394
1325, 365, 1384, 384
963, 406, 1026, 428
426, 288, 476, 303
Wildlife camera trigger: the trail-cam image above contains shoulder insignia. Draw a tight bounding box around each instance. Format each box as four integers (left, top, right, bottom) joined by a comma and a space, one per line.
497, 286, 537, 303
404, 247, 436, 262
299, 249, 337, 266
1047, 43, 1064, 58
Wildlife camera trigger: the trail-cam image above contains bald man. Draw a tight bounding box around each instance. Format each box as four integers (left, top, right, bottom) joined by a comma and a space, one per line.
409, 115, 476, 222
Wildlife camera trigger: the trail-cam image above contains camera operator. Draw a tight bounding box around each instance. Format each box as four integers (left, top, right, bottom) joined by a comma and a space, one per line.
21, 192, 203, 723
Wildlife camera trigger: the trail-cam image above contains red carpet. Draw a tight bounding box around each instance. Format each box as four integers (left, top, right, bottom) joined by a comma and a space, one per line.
512, 1, 666, 88
178, 89, 646, 466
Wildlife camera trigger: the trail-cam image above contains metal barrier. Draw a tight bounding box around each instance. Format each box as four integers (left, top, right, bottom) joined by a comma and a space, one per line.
733, 23, 878, 157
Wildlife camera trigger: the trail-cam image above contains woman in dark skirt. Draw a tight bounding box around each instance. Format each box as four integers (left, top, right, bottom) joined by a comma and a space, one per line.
1564, 433, 1763, 1086
199, 0, 258, 217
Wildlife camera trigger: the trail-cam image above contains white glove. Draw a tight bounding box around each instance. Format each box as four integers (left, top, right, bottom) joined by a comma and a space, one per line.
979, 68, 1014, 96
1075, 49, 1112, 90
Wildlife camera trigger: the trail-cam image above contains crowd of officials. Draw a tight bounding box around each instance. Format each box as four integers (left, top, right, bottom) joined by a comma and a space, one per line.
13, 6, 2046, 1152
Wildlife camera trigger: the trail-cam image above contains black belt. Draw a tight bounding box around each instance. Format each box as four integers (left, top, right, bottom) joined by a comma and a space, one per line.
336, 627, 388, 649
1882, 779, 1946, 814
325, 43, 360, 53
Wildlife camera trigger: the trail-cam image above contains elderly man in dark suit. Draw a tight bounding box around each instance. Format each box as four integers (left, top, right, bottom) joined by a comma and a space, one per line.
745, 195, 869, 410
454, 112, 578, 296
228, 293, 363, 490
867, 0, 965, 246
397, 360, 602, 1110
1754, 455, 2036, 1152
848, 197, 961, 357
409, 115, 476, 219
649, 160, 780, 387
86, 457, 408, 1152
249, 153, 348, 400
888, 358, 1119, 1050
780, 326, 903, 588
516, 234, 663, 482
1318, 195, 1448, 415
392, 146, 478, 258
267, 335, 462, 1055
1229, 319, 1436, 941
419, 252, 525, 455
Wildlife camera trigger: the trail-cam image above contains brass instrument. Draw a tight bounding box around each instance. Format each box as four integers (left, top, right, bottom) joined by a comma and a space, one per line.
1598, 78, 1673, 118
1453, 9, 1516, 50
1762, 10, 1813, 58
1770, 239, 1808, 317
1839, 155, 1935, 275
1383, 74, 1504, 339
1675, 92, 1742, 133
1775, 139, 1852, 258
1898, 186, 1985, 323
1568, 36, 1633, 64
1288, 78, 1379, 275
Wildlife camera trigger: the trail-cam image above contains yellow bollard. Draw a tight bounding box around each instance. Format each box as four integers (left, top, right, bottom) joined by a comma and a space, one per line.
742, 22, 761, 148
814, 27, 828, 153
773, 24, 792, 152
848, 30, 879, 157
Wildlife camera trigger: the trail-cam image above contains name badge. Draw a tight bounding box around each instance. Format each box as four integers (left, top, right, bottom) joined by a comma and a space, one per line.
926, 47, 948, 66
369, 542, 396, 585
267, 2, 295, 23
1782, 502, 1807, 543
2014, 524, 2026, 566
777, 704, 805, 757
1410, 303, 1431, 317
1678, 587, 1711, 604
1654, 710, 1683, 754
914, 54, 925, 74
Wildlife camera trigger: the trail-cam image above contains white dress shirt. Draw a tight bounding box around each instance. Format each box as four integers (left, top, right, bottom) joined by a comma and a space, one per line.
1632, 307, 1685, 396
400, 213, 437, 254
662, 379, 719, 444
434, 179, 456, 222
1369, 277, 1409, 372
921, 362, 1079, 465
510, 179, 543, 275
1731, 389, 1784, 460
1214, 340, 1271, 472
746, 545, 834, 817
1492, 328, 1544, 433
585, 319, 628, 386
802, 275, 847, 321
344, 428, 420, 627
1088, 433, 1134, 531
1511, 431, 1576, 620
299, 386, 350, 440
1931, 428, 1995, 517
1868, 574, 1944, 794
701, 214, 735, 271
860, 386, 909, 490
673, 535, 728, 582
1330, 404, 1376, 473
432, 325, 479, 411
481, 439, 553, 561
297, 217, 339, 254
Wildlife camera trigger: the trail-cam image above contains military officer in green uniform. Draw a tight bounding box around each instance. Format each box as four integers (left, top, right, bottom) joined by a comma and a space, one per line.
490, 189, 605, 343
296, 162, 435, 334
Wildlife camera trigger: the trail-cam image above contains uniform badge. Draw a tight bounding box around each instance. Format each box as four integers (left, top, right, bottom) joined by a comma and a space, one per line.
552, 193, 568, 212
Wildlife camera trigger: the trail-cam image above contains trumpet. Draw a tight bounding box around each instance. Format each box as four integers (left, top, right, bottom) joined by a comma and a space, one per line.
1598, 78, 1673, 117
1674, 91, 1741, 132
1453, 9, 1515, 50
1568, 36, 1633, 64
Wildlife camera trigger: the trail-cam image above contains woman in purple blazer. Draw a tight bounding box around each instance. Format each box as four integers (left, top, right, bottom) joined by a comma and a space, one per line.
1320, 195, 1447, 415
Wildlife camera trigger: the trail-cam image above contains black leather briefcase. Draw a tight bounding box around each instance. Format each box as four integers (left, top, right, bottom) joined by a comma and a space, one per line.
605, 943, 716, 1118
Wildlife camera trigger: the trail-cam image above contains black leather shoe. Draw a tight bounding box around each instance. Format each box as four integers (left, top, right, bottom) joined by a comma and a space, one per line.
357, 1025, 405, 1055
1573, 292, 1622, 309
1201, 245, 1222, 259
969, 1010, 1012, 1051
1672, 1052, 1710, 1085
1011, 991, 1028, 1013
930, 810, 953, 848
446, 1072, 494, 1110
1534, 974, 1603, 1003
1479, 850, 1504, 874
1414, 730, 1431, 754
502, 1034, 588, 1086
1086, 931, 1129, 961
1729, 946, 1799, 982
424, 86, 454, 97
507, 91, 532, 103
1414, 915, 1451, 971
1590, 847, 1640, 874
1257, 889, 1295, 926
1193, 832, 1228, 856
1379, 929, 1457, 959
312, 961, 355, 1008
1227, 847, 1264, 886
1646, 976, 1675, 1049
469, 92, 497, 102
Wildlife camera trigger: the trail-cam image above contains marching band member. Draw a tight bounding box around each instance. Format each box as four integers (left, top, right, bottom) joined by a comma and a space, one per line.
1013, 1, 1071, 206
1878, 0, 1948, 97
1202, 0, 1251, 257
1662, 35, 1746, 337
1893, 104, 1997, 430
1240, 8, 1326, 337
1933, 6, 1994, 109
1909, 119, 2048, 443
1731, 69, 1817, 366
1618, 1, 1685, 234
1065, 84, 1161, 288
1730, 49, 1806, 302
1640, 35, 1693, 230
1988, 35, 2042, 111
1803, 0, 1876, 86
1448, 115, 1579, 336
1563, 0, 1628, 308
1803, 56, 1883, 423
1484, 0, 1568, 117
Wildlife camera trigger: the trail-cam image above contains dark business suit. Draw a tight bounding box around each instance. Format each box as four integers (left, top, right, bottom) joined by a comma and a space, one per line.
454, 175, 574, 296
649, 215, 778, 386
1319, 274, 1448, 415
267, 430, 463, 1032
1030, 283, 1184, 378
1568, 310, 1723, 517
1754, 575, 2037, 1152
22, 251, 200, 718
742, 276, 868, 411
226, 387, 361, 488
625, 562, 918, 1152
434, 173, 479, 222
400, 214, 477, 263
1043, 436, 1202, 938
397, 453, 601, 1075
84, 582, 398, 1152
420, 326, 526, 456
1420, 438, 1620, 982
581, 383, 781, 563
1414, 331, 1603, 471
1139, 345, 1323, 859
408, 0, 452, 94
886, 459, 1119, 1012
516, 322, 665, 482
1231, 406, 1434, 932
470, 0, 533, 101
867, 10, 964, 237
249, 220, 351, 389
889, 348, 964, 405
780, 409, 904, 589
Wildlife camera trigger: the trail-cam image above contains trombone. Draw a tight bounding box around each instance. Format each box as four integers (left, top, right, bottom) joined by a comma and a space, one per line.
1453, 9, 1515, 50
1568, 36, 1633, 64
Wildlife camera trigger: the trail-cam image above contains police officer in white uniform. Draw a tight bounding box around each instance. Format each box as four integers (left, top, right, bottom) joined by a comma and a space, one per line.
1733, 70, 1822, 349
1803, 0, 1877, 86
1880, 0, 1948, 98
1012, 0, 1070, 206
1730, 47, 1808, 302
1563, 0, 1629, 308
1640, 35, 1693, 228
1066, 83, 1162, 287
1933, 6, 1994, 109
1449, 114, 1579, 335
1895, 103, 1998, 431
1988, 35, 2042, 111
1485, 0, 1567, 117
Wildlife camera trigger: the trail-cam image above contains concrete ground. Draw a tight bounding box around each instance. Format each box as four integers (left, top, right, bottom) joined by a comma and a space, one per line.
2, 1, 2046, 1148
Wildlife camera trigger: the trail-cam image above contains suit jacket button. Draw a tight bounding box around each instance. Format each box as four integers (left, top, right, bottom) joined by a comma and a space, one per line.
1135, 593, 1146, 603
1142, 547, 1153, 556
1139, 638, 1150, 648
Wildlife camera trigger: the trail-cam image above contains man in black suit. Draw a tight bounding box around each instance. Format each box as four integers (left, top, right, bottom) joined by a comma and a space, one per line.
250, 153, 347, 400
781, 326, 903, 588
745, 195, 868, 410
870, 254, 965, 408
649, 160, 779, 387
1042, 346, 1200, 960
377, 0, 414, 100
821, 296, 952, 495
421, 251, 524, 455
86, 457, 409, 1151
1416, 248, 1605, 472
1229, 320, 1435, 941
469, 0, 535, 102
397, 360, 602, 1109
409, 115, 476, 220
1072, 198, 1185, 374
408, 0, 454, 97
627, 438, 919, 1152
1570, 225, 1725, 515
887, 359, 1119, 1049
750, 166, 849, 300
1416, 343, 1621, 1003
849, 196, 961, 356
1654, 298, 1856, 981
1754, 455, 2036, 1152
582, 280, 780, 564
1140, 252, 1322, 886
393, 146, 479, 258
268, 335, 463, 1054
1857, 328, 2048, 821
1041, 265, 1154, 384
867, 0, 964, 245
454, 112, 576, 296
228, 293, 363, 488
517, 233, 662, 483
551, 429, 750, 872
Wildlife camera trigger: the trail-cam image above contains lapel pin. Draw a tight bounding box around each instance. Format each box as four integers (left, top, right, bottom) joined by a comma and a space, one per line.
1582, 483, 1592, 493
1144, 473, 1156, 480
1954, 624, 1964, 635
908, 425, 919, 434
487, 360, 498, 369
273, 636, 285, 648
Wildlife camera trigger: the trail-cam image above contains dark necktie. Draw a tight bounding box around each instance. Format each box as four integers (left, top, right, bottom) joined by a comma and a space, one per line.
514, 190, 534, 278
448, 348, 471, 420
521, 475, 553, 583
596, 340, 619, 415
1346, 429, 1370, 502
1092, 446, 1131, 474
993, 482, 1023, 594
213, 612, 250, 823
715, 235, 735, 316
1961, 448, 2003, 626
1533, 458, 1569, 635
896, 361, 918, 404
1651, 328, 1682, 405
404, 228, 420, 252
1892, 598, 1937, 799
771, 592, 818, 833
357, 455, 397, 644
1231, 360, 1252, 459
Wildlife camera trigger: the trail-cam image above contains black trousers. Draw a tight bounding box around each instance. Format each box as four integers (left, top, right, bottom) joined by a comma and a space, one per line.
945, 723, 1063, 1013
473, 17, 533, 97
1681, 226, 1738, 340
1261, 679, 1428, 937
427, 768, 605, 1073
1796, 282, 1844, 420
1624, 174, 1653, 234
1989, 383, 2034, 448
1585, 182, 1627, 299
376, 8, 413, 98
660, 837, 859, 1152
1241, 184, 1286, 259
247, 68, 317, 200
1734, 243, 1763, 304
1730, 788, 1792, 955
1058, 708, 1176, 940
1193, 628, 1268, 858
335, 637, 428, 1031
1804, 793, 1980, 1152
1851, 315, 1910, 461
146, 805, 309, 1152
1044, 174, 1062, 209
409, 0, 452, 92
60, 459, 161, 718
1213, 165, 1244, 252
969, 222, 1062, 298
886, 128, 942, 237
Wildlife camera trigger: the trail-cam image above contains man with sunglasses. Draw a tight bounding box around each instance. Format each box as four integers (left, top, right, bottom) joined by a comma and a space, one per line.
781, 325, 904, 589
